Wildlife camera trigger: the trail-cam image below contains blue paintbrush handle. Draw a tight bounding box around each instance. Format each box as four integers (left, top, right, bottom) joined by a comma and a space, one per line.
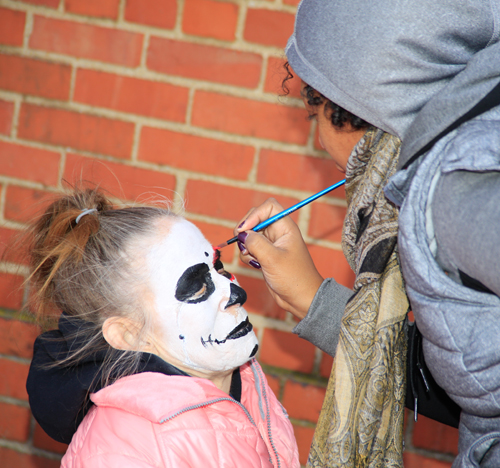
222, 178, 346, 247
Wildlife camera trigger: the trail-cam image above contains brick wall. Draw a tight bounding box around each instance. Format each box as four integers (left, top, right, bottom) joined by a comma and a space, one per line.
0, 0, 457, 466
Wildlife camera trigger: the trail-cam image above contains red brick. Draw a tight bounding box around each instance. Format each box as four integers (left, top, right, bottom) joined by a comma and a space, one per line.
259, 328, 316, 373
0, 446, 61, 468
65, 0, 120, 19
0, 273, 24, 311
0, 358, 29, 400
4, 185, 53, 223
257, 150, 346, 193
18, 104, 135, 159
0, 141, 60, 186
124, 0, 176, 29
282, 380, 326, 423
264, 57, 301, 99
413, 415, 459, 456
184, 179, 299, 222
0, 54, 71, 100
182, 0, 238, 41
34, 423, 68, 454
307, 244, 355, 288
292, 424, 315, 466
319, 352, 333, 378
403, 452, 452, 468
13, 0, 59, 6
264, 373, 281, 399
74, 69, 188, 121
0, 7, 25, 46
148, 37, 262, 89
0, 402, 31, 442
284, 0, 301, 5
138, 127, 254, 179
0, 99, 14, 135
0, 318, 39, 359
0, 227, 26, 266
189, 220, 235, 265
192, 91, 310, 144
244, 9, 295, 47
64, 154, 177, 203
308, 202, 346, 243
30, 16, 143, 67
236, 274, 286, 320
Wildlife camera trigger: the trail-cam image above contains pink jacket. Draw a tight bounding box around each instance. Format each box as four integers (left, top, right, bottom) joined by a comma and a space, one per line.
62, 360, 300, 467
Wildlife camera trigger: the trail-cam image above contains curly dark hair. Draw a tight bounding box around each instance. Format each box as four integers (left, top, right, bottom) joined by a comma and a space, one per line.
282, 61, 370, 130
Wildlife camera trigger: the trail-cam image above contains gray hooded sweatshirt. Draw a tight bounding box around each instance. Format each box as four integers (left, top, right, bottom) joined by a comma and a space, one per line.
287, 1, 500, 466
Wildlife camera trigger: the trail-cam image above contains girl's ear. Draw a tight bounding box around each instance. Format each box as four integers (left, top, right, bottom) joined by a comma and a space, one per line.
102, 316, 145, 351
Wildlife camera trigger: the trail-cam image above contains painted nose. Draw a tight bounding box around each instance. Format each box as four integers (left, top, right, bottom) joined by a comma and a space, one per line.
225, 283, 247, 309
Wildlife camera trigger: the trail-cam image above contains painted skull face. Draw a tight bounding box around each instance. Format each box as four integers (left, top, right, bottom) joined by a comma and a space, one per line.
146, 218, 259, 374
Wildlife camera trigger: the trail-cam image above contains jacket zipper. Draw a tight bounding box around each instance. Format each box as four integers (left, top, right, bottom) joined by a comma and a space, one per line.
158, 363, 282, 468
252, 362, 281, 468
159, 397, 257, 425
159, 397, 277, 466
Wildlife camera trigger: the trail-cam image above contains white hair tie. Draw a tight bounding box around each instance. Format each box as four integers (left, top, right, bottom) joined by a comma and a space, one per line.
75, 208, 98, 224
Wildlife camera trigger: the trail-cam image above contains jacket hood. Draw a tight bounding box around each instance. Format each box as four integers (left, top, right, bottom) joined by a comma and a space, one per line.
26, 313, 188, 444
286, 0, 500, 168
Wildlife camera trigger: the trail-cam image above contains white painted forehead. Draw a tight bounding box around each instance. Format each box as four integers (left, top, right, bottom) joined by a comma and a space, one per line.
151, 217, 214, 270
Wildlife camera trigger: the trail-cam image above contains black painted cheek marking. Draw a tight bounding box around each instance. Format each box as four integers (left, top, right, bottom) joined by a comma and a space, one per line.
225, 283, 247, 309
175, 263, 215, 303
250, 344, 258, 358
204, 252, 209, 257
179, 335, 185, 340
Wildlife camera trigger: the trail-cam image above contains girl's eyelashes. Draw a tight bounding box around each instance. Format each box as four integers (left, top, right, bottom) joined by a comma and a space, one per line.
214, 258, 232, 280
219, 269, 233, 280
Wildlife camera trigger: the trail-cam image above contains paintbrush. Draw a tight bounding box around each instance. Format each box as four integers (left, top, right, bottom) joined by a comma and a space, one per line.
217, 178, 346, 249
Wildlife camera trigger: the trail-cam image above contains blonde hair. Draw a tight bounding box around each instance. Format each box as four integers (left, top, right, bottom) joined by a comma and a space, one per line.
27, 186, 176, 385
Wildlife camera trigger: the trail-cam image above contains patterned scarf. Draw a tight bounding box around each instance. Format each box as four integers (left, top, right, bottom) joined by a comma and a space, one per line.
308, 128, 409, 468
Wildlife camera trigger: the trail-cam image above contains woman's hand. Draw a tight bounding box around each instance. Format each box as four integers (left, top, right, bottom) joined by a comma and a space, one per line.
234, 198, 324, 320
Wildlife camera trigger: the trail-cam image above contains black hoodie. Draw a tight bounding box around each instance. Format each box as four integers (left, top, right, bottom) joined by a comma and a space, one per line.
26, 314, 242, 444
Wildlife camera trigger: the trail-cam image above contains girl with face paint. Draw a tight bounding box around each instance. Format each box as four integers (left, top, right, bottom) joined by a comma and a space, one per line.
25, 187, 299, 468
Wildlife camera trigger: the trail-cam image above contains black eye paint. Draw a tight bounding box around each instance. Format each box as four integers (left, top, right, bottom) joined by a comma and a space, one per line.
204, 252, 209, 257
175, 263, 215, 303
213, 248, 233, 280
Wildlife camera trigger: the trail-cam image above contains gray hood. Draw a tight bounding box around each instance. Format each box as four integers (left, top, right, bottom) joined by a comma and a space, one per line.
286, 0, 500, 169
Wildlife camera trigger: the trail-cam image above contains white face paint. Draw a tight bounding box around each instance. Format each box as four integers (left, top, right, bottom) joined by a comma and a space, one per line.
145, 218, 259, 374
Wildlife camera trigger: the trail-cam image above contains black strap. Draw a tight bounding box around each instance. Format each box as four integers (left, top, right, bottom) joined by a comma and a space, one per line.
405, 322, 461, 428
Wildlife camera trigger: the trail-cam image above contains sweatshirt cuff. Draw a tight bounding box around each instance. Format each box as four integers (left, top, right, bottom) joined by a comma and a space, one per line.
292, 278, 353, 357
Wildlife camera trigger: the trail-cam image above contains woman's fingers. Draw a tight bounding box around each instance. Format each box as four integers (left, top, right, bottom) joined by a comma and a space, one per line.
237, 227, 323, 319
234, 198, 286, 236
232, 197, 324, 318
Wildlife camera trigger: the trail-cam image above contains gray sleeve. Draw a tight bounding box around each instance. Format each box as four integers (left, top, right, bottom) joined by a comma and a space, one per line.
432, 169, 500, 296
292, 278, 353, 357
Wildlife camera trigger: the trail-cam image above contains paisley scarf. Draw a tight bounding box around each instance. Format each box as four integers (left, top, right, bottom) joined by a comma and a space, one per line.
308, 128, 409, 468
